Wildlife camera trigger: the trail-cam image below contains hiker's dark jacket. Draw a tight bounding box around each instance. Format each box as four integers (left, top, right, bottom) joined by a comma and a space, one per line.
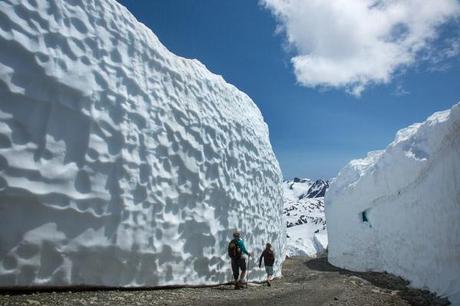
259, 249, 275, 267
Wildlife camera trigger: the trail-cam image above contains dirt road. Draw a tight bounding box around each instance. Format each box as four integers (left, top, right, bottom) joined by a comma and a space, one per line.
0, 257, 449, 305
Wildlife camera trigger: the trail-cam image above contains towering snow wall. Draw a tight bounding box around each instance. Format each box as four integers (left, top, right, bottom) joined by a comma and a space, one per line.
326, 103, 460, 304
0, 0, 285, 287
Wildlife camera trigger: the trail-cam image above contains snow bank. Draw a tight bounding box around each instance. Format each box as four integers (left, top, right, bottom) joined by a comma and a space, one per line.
326, 103, 460, 304
283, 179, 328, 257
0, 0, 285, 287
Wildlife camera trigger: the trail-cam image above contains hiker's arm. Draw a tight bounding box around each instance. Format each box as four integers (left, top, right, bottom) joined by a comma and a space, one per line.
259, 251, 264, 268
239, 240, 250, 255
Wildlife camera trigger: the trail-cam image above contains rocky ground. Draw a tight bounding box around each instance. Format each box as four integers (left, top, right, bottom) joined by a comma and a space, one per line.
0, 256, 449, 306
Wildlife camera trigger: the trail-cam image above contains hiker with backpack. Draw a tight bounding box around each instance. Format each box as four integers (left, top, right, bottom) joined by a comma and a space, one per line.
228, 231, 252, 289
259, 242, 275, 286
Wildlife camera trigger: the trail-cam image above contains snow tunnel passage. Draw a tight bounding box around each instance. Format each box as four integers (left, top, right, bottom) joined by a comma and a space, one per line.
360, 209, 371, 227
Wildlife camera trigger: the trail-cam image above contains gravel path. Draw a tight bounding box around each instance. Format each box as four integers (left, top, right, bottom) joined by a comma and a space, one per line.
0, 257, 450, 306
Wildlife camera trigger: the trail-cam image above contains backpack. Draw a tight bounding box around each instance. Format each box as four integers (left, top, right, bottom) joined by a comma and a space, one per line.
228, 239, 241, 259
265, 249, 275, 265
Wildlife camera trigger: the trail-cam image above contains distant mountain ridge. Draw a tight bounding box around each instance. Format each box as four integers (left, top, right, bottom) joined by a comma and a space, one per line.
285, 178, 329, 199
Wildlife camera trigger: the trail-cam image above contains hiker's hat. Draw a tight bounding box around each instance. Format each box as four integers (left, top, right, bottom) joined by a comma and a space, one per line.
233, 231, 240, 238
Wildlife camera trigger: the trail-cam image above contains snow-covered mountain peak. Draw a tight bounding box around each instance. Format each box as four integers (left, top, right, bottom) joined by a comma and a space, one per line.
283, 177, 329, 201
283, 178, 329, 257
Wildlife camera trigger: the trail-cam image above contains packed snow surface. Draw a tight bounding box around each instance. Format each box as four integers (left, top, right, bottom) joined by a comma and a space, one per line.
0, 0, 285, 287
326, 103, 460, 304
283, 178, 328, 257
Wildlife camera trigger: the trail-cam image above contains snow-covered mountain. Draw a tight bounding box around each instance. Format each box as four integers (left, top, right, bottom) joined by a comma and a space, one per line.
0, 0, 285, 287
283, 178, 329, 257
326, 103, 460, 305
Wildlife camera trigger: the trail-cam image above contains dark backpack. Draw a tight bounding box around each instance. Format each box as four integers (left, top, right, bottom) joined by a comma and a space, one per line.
265, 249, 275, 265
228, 239, 241, 259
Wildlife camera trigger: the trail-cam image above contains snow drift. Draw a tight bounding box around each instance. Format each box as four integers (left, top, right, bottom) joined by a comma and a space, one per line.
0, 0, 285, 287
283, 178, 328, 257
326, 103, 460, 304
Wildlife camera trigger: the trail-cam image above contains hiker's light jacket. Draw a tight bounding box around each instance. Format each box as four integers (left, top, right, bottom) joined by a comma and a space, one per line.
236, 238, 249, 256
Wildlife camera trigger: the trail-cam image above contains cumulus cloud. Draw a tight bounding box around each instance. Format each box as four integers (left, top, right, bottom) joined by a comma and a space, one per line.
262, 0, 460, 95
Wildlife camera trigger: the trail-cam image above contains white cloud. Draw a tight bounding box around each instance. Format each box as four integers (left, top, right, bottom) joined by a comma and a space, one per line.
393, 83, 410, 96
423, 31, 460, 71
262, 0, 460, 96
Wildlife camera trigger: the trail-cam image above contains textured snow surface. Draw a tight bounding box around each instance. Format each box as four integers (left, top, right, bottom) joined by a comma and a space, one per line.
0, 0, 285, 287
283, 179, 328, 257
326, 103, 460, 304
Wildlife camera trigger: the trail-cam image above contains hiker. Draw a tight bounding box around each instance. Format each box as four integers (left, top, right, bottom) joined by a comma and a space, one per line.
259, 242, 275, 286
228, 231, 252, 289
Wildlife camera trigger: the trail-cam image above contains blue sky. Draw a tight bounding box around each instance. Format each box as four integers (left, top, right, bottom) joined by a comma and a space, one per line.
117, 0, 460, 179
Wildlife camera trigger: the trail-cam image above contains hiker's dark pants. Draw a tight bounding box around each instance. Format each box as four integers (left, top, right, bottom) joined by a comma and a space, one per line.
231, 257, 246, 280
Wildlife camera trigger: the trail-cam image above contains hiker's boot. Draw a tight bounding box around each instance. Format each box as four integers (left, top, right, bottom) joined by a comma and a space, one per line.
267, 280, 271, 287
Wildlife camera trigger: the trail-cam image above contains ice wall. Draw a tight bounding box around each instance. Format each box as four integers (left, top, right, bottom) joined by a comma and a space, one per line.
0, 0, 285, 287
326, 103, 460, 304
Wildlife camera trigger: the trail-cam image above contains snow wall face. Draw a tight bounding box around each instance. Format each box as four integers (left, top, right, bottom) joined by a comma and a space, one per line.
325, 103, 460, 304
0, 0, 285, 287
